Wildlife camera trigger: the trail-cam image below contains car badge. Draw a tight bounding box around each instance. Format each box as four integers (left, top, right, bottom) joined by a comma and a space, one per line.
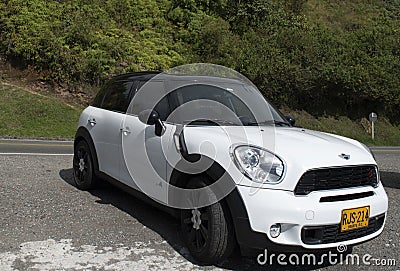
339, 153, 350, 160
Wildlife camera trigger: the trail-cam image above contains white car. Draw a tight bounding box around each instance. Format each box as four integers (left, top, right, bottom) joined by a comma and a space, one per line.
73, 72, 388, 264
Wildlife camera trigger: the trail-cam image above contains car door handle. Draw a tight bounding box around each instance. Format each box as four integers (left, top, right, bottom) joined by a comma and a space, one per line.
88, 118, 97, 126
120, 128, 131, 135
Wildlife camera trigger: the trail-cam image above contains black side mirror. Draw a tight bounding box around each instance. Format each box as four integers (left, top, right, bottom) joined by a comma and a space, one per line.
139, 109, 160, 125
138, 109, 166, 136
285, 115, 296, 126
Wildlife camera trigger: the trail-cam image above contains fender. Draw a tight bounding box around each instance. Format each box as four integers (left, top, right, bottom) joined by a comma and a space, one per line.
181, 125, 266, 189
168, 155, 292, 254
74, 126, 100, 173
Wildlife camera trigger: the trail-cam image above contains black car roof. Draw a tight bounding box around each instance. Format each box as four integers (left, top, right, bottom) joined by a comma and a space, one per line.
110, 71, 247, 85
110, 71, 161, 82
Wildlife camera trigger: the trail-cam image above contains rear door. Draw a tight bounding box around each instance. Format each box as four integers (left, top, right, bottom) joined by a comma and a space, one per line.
89, 80, 133, 180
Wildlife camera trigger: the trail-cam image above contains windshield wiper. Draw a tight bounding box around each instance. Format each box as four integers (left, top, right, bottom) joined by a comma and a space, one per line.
272, 120, 291, 127
245, 120, 291, 127
184, 119, 238, 126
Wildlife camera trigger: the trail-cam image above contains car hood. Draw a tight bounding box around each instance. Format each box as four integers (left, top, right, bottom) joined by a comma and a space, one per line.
183, 126, 376, 191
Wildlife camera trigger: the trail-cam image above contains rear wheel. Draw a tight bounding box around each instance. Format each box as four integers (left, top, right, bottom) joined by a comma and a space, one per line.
73, 140, 97, 190
180, 177, 235, 264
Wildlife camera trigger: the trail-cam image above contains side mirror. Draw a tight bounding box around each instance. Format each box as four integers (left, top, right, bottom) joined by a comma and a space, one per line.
139, 109, 160, 125
138, 109, 166, 136
285, 115, 296, 126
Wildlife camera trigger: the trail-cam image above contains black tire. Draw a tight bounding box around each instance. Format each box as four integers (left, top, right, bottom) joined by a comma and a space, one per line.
73, 140, 97, 190
180, 176, 235, 264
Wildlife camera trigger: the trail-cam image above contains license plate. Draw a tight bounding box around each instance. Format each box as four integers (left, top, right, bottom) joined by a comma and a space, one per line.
341, 206, 370, 232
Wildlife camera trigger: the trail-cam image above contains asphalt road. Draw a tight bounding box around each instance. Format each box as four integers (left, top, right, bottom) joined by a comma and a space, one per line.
0, 139, 399, 270
0, 139, 73, 155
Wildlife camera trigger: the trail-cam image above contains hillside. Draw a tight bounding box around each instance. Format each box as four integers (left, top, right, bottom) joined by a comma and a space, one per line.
0, 0, 399, 143
282, 108, 400, 146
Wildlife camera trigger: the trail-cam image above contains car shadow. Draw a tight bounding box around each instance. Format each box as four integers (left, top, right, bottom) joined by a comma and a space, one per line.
59, 168, 339, 270
380, 171, 400, 189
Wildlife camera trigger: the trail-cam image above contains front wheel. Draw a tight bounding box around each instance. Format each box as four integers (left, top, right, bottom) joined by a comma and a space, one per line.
180, 177, 235, 264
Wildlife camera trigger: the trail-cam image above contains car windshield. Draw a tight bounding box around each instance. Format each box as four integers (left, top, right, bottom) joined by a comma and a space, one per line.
168, 83, 289, 126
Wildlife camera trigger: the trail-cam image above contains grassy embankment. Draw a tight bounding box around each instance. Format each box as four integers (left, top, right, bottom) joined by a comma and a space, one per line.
0, 82, 83, 139
284, 109, 400, 146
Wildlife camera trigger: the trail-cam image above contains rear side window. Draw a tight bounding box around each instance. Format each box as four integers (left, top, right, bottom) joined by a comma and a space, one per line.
100, 81, 133, 113
92, 85, 107, 108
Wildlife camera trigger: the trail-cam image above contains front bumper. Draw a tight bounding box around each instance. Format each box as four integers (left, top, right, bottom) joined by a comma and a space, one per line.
235, 184, 388, 250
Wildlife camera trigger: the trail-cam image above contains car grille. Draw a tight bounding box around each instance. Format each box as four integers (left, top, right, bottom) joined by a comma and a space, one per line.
294, 165, 378, 196
301, 214, 385, 245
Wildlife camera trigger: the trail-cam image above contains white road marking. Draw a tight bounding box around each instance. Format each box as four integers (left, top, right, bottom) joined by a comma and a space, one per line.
0, 142, 72, 147
0, 153, 73, 156
0, 138, 73, 143
0, 239, 202, 271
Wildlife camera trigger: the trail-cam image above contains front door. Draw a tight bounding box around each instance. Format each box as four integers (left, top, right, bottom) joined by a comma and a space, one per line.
119, 80, 176, 204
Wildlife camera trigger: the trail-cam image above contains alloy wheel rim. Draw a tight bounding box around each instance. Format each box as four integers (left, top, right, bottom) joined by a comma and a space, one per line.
74, 148, 89, 183
183, 207, 210, 250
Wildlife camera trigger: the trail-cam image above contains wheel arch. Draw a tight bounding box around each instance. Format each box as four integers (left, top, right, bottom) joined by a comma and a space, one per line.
168, 155, 251, 250
74, 126, 99, 173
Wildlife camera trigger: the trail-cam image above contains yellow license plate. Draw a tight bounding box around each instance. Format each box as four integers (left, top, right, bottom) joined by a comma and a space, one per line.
341, 206, 370, 232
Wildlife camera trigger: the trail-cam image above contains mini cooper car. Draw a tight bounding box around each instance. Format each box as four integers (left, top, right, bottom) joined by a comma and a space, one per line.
73, 71, 388, 264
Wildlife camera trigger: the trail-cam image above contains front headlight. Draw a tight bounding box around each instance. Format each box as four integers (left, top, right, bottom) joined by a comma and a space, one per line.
373, 165, 380, 188
231, 145, 285, 184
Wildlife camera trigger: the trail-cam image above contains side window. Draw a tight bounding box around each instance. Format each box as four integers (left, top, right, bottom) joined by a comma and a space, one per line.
92, 85, 107, 108
102, 81, 133, 113
129, 80, 147, 99
154, 96, 170, 121
128, 81, 170, 120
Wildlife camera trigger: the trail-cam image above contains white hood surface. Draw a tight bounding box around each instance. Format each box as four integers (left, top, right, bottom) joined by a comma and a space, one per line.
183, 126, 376, 191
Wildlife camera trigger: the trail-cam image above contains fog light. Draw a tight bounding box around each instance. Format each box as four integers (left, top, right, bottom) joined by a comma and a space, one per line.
270, 224, 281, 238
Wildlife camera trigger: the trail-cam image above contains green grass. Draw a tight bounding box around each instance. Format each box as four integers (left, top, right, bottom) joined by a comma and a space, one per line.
284, 109, 400, 146
0, 84, 83, 139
